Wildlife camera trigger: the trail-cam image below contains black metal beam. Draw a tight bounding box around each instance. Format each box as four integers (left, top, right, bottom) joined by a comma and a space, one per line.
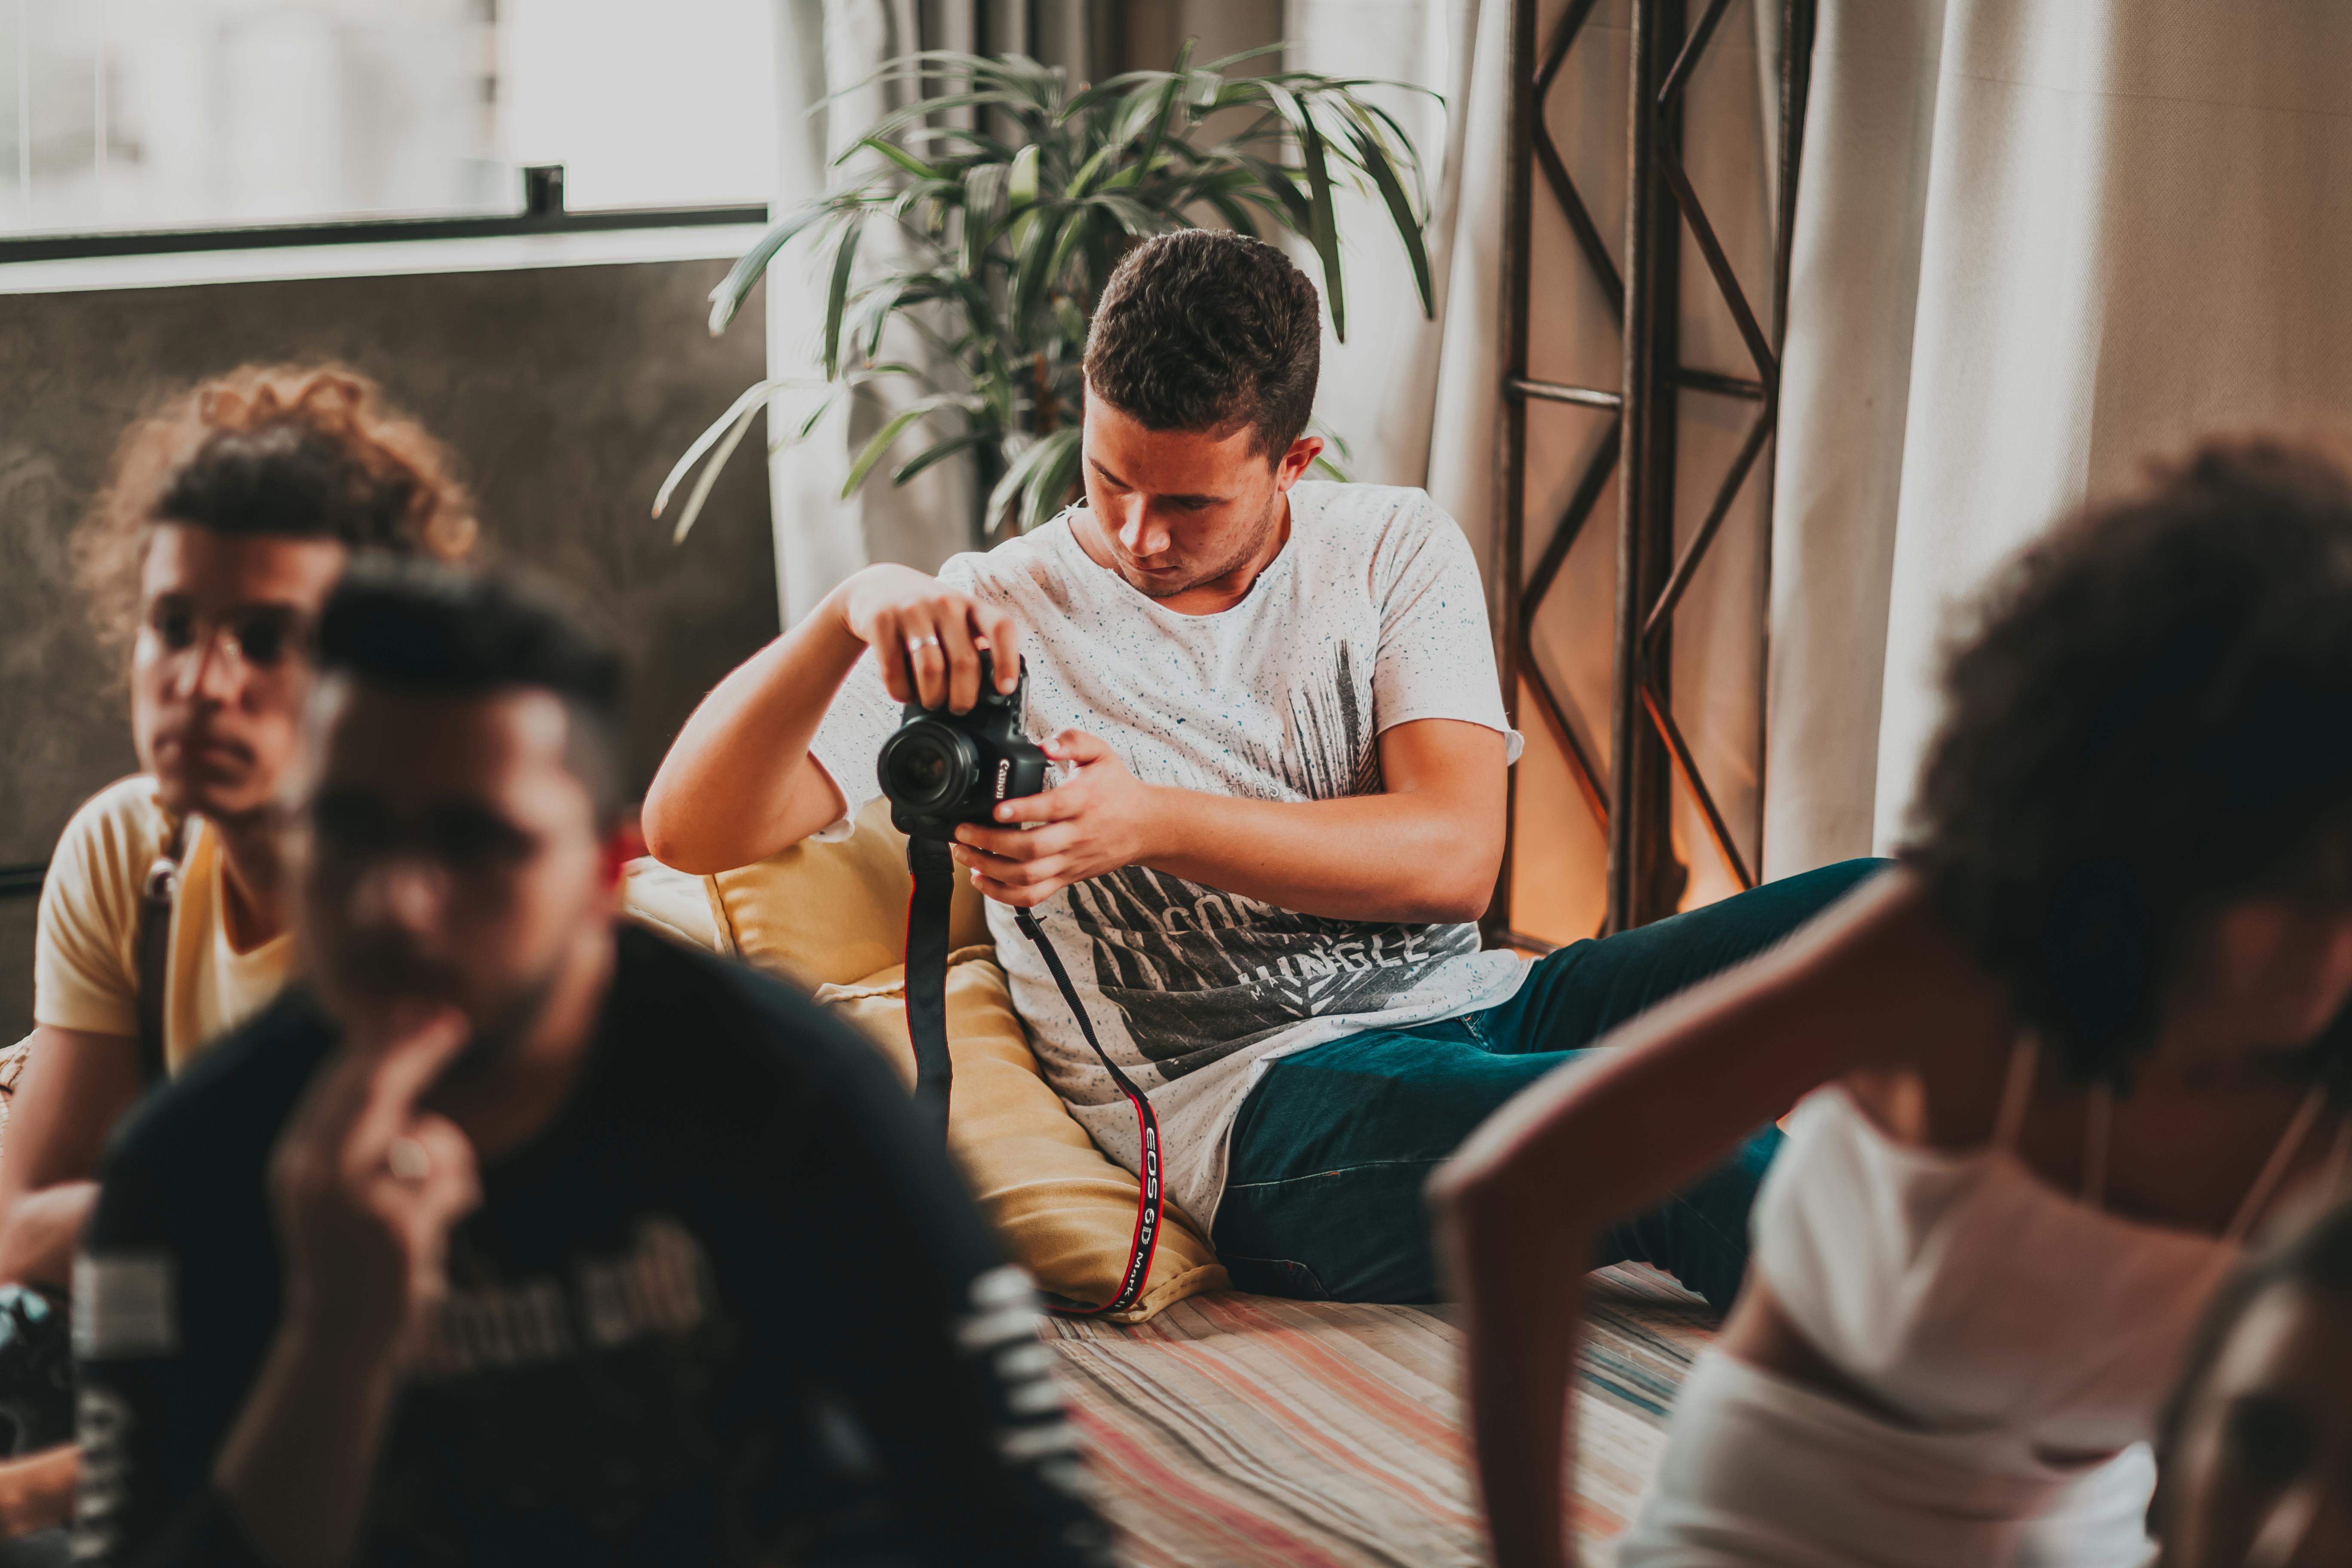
1607, 0, 1689, 933
1523, 422, 1620, 617
1494, 0, 1820, 939
1482, 0, 1541, 948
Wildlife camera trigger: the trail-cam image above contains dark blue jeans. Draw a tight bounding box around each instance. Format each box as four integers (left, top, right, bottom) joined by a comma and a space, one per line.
1212, 859, 1887, 1309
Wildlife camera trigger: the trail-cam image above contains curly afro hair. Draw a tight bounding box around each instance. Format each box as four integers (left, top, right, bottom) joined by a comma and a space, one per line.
1904, 437, 2352, 1087
74, 363, 477, 665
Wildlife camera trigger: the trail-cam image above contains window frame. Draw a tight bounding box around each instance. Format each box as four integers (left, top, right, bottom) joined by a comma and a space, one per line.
0, 201, 769, 266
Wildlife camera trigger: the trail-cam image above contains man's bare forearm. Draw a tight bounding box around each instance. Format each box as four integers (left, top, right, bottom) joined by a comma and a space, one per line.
0, 1183, 96, 1291
0, 1026, 142, 1289
1137, 787, 1500, 923
641, 584, 866, 873
0, 1446, 77, 1538
212, 1324, 403, 1568
956, 718, 1508, 919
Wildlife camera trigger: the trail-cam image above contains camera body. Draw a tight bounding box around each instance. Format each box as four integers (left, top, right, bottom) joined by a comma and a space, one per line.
876, 650, 1050, 839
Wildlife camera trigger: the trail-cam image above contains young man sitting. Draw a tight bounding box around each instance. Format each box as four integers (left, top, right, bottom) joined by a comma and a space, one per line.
644, 229, 1880, 1309
10, 366, 477, 1294
73, 567, 1110, 1568
0, 368, 474, 1537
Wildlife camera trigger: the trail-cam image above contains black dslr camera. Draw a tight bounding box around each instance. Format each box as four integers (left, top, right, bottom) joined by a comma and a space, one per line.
876, 649, 1050, 839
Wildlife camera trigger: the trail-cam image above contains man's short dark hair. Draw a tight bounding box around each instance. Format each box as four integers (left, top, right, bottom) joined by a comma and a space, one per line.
1081, 230, 1321, 461
316, 562, 628, 825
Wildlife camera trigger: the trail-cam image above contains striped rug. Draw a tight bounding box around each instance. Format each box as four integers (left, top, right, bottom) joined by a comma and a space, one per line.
1045, 1265, 1715, 1567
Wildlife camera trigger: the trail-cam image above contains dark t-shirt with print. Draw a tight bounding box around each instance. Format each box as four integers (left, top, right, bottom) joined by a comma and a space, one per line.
74, 924, 1110, 1568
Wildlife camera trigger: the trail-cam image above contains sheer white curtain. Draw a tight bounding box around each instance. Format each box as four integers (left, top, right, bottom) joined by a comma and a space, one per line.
1285, 0, 1473, 497
766, 0, 973, 625
1766, 0, 2352, 873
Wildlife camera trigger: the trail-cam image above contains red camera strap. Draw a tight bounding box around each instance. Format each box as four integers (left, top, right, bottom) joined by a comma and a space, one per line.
1013, 907, 1163, 1318
900, 836, 1163, 1317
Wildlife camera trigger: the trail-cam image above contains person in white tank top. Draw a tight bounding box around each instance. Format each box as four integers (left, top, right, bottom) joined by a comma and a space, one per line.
1431, 439, 2352, 1568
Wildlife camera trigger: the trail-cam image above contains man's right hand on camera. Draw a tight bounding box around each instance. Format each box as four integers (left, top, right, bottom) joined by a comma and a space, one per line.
837, 565, 1025, 715
644, 563, 1035, 874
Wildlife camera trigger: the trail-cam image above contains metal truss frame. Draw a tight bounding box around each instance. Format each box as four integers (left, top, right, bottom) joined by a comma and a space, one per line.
1487, 0, 1818, 944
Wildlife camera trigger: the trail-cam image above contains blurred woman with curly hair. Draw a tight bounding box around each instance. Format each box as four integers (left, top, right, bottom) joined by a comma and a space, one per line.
0, 366, 472, 1534
1437, 439, 2352, 1567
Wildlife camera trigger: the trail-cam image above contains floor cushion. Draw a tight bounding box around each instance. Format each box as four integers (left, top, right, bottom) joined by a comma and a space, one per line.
819, 954, 1225, 1321
686, 800, 1227, 1321
701, 798, 989, 990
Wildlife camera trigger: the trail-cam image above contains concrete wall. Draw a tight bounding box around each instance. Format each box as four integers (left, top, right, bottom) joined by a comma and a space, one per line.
0, 256, 778, 1041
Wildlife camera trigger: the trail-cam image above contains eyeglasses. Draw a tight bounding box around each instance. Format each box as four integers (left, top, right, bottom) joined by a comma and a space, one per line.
142, 597, 312, 679
306, 788, 542, 878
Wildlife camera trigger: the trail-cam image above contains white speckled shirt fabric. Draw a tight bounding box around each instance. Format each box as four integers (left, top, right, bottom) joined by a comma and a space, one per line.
810, 482, 1528, 1231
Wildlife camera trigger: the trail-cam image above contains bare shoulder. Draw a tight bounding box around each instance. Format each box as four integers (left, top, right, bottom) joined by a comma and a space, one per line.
1444, 868, 2006, 1198
1831, 872, 2018, 1150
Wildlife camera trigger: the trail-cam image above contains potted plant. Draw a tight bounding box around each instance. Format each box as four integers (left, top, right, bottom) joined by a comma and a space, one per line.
658, 43, 1436, 547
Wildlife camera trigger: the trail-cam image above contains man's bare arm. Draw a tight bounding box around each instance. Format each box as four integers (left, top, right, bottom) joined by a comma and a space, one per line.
212, 1011, 479, 1568
1427, 872, 1998, 1568
638, 589, 869, 874
0, 1025, 145, 1289
642, 566, 1026, 875
953, 718, 1507, 924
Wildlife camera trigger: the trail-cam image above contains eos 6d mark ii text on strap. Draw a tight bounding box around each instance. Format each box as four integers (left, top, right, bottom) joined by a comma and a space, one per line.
879, 652, 1164, 1317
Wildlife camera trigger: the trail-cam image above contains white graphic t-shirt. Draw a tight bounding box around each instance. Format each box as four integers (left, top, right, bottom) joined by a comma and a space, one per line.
811, 482, 1528, 1230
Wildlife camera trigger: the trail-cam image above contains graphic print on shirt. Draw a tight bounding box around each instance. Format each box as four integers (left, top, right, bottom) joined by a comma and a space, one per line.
1067, 870, 1477, 1077
410, 1216, 714, 1379
1222, 643, 1384, 803
1063, 644, 1472, 1079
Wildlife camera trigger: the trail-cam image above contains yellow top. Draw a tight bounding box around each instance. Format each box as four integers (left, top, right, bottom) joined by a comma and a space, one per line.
34, 775, 294, 1074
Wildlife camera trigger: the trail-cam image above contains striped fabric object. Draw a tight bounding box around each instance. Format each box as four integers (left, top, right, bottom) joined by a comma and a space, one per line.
1044, 1265, 1715, 1566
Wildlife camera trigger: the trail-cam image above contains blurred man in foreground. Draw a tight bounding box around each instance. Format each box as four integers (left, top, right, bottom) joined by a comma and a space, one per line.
72, 566, 1109, 1568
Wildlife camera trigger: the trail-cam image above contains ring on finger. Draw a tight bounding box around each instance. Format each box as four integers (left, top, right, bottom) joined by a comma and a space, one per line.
386, 1136, 433, 1185
906, 634, 942, 652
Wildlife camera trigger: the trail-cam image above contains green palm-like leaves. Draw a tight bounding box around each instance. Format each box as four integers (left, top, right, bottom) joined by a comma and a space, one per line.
665, 43, 1436, 546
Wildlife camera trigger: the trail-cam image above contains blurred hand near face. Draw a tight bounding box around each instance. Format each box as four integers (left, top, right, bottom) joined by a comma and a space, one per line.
266, 1004, 481, 1357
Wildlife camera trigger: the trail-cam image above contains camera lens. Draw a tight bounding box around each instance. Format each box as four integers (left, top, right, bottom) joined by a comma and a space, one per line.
879, 722, 977, 812
901, 744, 949, 795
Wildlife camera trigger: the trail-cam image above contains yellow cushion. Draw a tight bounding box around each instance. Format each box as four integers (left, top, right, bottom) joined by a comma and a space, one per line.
620, 857, 724, 952
704, 798, 991, 990
819, 955, 1226, 1322
699, 799, 1225, 1322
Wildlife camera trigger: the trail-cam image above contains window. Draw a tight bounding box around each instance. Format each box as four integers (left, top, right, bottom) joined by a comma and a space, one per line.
0, 0, 777, 244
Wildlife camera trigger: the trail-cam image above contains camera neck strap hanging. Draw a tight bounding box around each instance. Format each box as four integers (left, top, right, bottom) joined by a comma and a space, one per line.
903, 836, 959, 1142
901, 836, 1164, 1317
